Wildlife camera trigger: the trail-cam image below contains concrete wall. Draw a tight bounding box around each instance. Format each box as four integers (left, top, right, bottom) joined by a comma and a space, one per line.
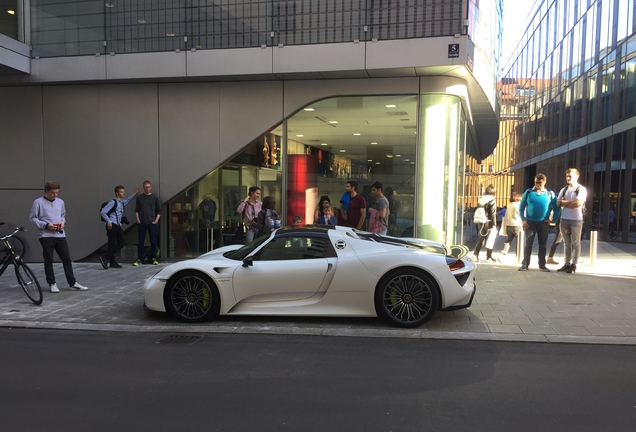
0, 77, 425, 261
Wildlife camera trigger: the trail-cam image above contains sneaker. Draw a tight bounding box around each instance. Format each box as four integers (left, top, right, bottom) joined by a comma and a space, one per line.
518, 265, 528, 271
567, 264, 577, 274
70, 282, 88, 291
133, 259, 142, 266
110, 262, 122, 268
546, 257, 559, 265
539, 266, 551, 272
486, 257, 497, 263
49, 283, 59, 293
152, 258, 159, 265
557, 264, 571, 272
471, 255, 479, 262
99, 255, 108, 270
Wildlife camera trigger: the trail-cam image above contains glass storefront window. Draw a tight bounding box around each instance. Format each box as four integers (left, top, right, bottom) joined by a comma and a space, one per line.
0, 1, 19, 40
166, 126, 283, 258
286, 95, 417, 238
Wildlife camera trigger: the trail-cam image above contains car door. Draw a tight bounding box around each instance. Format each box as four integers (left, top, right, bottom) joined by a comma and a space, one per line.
232, 234, 336, 303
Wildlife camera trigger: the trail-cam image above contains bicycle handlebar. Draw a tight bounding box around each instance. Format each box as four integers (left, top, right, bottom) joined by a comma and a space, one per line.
0, 226, 25, 241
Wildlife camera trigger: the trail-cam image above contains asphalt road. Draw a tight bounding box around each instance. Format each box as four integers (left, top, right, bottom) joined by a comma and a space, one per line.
2, 329, 636, 431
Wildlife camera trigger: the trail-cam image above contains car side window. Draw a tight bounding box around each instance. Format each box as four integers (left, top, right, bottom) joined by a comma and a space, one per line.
253, 236, 333, 261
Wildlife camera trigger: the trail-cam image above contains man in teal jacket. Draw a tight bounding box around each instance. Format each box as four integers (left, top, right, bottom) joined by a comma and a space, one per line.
518, 173, 558, 272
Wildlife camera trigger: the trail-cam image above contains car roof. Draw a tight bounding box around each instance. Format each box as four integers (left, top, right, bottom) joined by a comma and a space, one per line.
276, 225, 338, 235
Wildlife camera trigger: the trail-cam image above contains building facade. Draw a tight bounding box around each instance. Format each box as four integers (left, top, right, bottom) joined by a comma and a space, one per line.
0, 1, 501, 261
499, 0, 636, 243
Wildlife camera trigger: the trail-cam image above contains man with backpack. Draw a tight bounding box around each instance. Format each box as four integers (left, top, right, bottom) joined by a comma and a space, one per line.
518, 173, 558, 272
100, 185, 140, 269
556, 168, 587, 274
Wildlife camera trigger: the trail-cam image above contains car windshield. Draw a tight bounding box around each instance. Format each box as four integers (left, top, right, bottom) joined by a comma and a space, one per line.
223, 235, 270, 260
355, 231, 446, 255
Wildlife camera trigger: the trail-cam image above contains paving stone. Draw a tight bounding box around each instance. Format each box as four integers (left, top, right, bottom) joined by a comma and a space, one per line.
551, 326, 593, 336
591, 318, 633, 327
456, 323, 489, 333
487, 324, 523, 334
469, 316, 502, 325
585, 326, 627, 336
617, 327, 636, 336
481, 310, 512, 317
520, 325, 557, 335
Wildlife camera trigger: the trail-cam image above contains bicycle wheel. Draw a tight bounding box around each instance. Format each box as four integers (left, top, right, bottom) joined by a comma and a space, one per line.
15, 261, 43, 305
8, 236, 25, 258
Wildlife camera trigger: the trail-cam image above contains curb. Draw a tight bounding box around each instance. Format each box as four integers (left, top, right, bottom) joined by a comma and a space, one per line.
3, 319, 636, 346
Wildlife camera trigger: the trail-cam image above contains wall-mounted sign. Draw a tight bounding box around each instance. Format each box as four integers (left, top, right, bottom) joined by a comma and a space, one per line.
448, 44, 459, 58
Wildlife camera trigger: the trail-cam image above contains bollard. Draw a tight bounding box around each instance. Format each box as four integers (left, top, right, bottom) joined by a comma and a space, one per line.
516, 231, 524, 265
589, 230, 597, 266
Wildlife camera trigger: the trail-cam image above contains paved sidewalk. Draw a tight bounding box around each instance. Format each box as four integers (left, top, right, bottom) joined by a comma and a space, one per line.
1, 237, 635, 345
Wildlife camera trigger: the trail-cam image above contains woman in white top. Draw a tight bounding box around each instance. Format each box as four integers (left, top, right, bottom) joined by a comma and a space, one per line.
498, 192, 523, 262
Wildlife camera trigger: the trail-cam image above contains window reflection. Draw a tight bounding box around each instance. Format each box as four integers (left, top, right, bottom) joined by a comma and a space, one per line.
286, 95, 417, 237
166, 126, 282, 258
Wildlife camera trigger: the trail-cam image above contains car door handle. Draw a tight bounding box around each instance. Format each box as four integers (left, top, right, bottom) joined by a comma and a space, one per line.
327, 263, 333, 272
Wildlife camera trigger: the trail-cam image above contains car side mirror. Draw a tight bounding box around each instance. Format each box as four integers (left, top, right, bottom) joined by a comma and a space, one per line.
242, 257, 253, 267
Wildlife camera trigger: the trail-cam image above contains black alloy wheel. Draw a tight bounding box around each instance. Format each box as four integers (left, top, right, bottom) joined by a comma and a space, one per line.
164, 271, 220, 323
375, 269, 439, 328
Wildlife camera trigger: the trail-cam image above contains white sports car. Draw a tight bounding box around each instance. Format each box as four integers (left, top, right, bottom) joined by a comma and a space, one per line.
142, 225, 476, 328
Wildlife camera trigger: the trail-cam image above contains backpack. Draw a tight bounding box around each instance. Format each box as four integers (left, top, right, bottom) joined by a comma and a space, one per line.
257, 209, 280, 238
100, 199, 117, 223
473, 200, 493, 224
558, 186, 587, 217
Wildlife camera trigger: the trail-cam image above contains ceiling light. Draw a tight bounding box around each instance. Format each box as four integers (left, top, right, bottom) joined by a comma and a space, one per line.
371, 142, 378, 145
321, 143, 328, 146
7, 9, 15, 14
296, 134, 304, 137
385, 104, 396, 108
138, 19, 146, 23
105, 3, 114, 7
166, 33, 175, 37
386, 155, 393, 158
375, 162, 380, 165
329, 121, 338, 124
339, 149, 346, 153
367, 159, 373, 162
396, 154, 401, 157
404, 159, 410, 162
411, 162, 415, 164
304, 108, 315, 111
353, 133, 361, 136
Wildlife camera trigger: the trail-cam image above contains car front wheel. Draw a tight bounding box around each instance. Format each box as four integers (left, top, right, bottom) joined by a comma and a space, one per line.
375, 269, 439, 328
165, 271, 220, 323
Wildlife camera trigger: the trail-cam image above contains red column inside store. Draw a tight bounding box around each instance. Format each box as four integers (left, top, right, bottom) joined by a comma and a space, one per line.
287, 154, 317, 226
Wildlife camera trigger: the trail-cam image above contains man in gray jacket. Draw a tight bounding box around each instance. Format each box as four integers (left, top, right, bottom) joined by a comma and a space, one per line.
29, 181, 88, 293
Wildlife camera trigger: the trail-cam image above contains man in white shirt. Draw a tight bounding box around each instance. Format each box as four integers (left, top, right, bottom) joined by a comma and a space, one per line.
556, 168, 587, 274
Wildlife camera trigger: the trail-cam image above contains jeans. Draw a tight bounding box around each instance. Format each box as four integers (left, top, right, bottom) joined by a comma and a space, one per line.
473, 223, 492, 256
522, 220, 549, 268
105, 224, 124, 263
501, 226, 521, 254
561, 219, 583, 265
39, 237, 76, 286
244, 228, 256, 244
137, 222, 158, 260
549, 218, 563, 257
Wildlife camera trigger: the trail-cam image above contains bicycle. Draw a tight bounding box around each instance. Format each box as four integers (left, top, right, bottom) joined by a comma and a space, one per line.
0, 227, 43, 305
0, 222, 26, 259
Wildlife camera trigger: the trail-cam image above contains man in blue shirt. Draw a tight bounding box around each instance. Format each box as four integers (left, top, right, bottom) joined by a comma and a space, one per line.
518, 173, 557, 272
100, 185, 140, 269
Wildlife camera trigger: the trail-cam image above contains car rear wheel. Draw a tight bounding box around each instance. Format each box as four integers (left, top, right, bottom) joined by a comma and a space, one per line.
165, 271, 220, 323
375, 269, 439, 328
